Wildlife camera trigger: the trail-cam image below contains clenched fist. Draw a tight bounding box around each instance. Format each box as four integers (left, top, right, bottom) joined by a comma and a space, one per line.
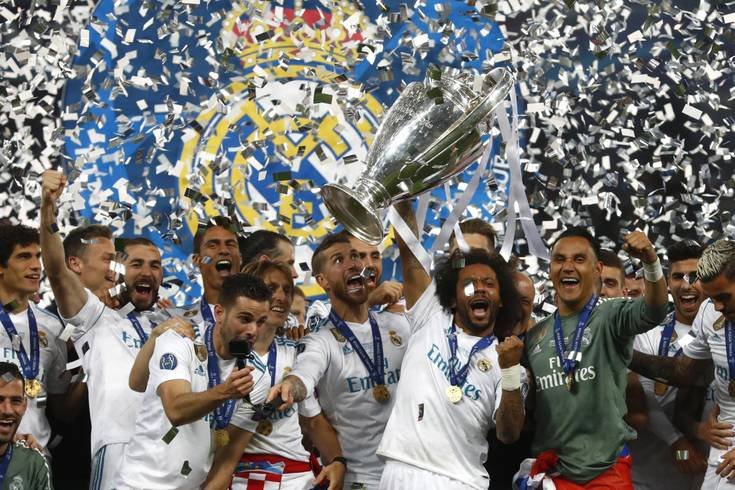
622, 230, 657, 264
42, 170, 67, 203
496, 335, 524, 369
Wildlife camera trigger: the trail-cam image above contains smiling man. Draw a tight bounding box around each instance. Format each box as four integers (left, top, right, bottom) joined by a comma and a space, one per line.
630, 239, 735, 490
0, 362, 53, 489
523, 227, 668, 488
269, 231, 411, 489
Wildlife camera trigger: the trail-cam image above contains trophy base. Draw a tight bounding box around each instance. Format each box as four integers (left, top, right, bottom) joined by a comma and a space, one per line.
321, 183, 385, 245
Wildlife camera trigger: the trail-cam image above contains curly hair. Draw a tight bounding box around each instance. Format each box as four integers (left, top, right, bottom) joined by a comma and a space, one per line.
434, 249, 522, 339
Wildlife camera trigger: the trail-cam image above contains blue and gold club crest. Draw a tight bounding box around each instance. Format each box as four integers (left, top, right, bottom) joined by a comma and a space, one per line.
63, 0, 507, 302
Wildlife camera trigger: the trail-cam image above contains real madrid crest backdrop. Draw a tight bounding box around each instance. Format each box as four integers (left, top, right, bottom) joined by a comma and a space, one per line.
62, 0, 511, 302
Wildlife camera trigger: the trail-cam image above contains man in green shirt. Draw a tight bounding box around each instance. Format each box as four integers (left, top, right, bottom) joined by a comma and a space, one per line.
522, 227, 668, 488
0, 361, 53, 489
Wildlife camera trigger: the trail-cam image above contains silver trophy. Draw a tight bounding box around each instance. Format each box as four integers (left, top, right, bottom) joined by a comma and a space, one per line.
321, 67, 514, 245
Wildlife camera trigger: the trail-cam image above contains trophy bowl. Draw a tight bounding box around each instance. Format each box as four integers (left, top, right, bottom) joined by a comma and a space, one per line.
321, 67, 514, 245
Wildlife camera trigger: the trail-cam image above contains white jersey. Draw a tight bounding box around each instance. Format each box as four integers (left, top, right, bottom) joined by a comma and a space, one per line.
114, 328, 235, 489
65, 289, 156, 456
377, 281, 507, 490
631, 316, 704, 490
291, 308, 411, 485
0, 304, 68, 448
230, 336, 315, 462
682, 299, 735, 464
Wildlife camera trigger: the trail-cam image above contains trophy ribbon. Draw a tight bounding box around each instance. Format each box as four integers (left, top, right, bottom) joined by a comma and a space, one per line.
497, 89, 550, 261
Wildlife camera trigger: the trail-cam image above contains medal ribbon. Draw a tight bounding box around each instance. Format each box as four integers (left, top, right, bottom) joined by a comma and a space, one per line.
266, 340, 277, 387
553, 295, 598, 376
328, 310, 385, 386
0, 443, 13, 487
447, 325, 496, 388
657, 315, 682, 358
0, 307, 39, 380
725, 321, 735, 383
204, 324, 236, 430
127, 313, 152, 344
200, 300, 216, 327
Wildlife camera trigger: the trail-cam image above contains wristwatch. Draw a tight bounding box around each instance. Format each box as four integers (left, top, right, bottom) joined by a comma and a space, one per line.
331, 456, 347, 468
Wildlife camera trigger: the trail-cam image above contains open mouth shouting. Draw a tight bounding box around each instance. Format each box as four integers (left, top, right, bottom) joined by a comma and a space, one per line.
132, 280, 156, 305
362, 268, 378, 288
468, 297, 491, 322
214, 259, 233, 277
346, 273, 365, 294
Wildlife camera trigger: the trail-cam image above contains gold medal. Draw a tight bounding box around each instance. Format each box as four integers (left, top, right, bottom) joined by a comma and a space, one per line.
654, 381, 668, 396
476, 359, 491, 372
729, 380, 735, 398
25, 379, 41, 398
389, 330, 403, 347
214, 429, 229, 447
372, 384, 391, 404
38, 331, 48, 348
446, 385, 462, 403
330, 328, 347, 343
256, 419, 273, 436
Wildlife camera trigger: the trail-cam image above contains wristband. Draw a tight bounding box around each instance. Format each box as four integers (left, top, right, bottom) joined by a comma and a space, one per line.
330, 456, 347, 468
675, 449, 690, 461
643, 257, 663, 282
501, 364, 521, 391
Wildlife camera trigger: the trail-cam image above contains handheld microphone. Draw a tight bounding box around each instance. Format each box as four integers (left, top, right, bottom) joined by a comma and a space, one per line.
228, 338, 252, 369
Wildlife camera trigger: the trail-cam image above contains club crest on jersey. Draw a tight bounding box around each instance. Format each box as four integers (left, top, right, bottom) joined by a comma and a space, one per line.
330, 328, 347, 343
38, 331, 48, 348
477, 358, 492, 372
389, 330, 403, 347
714, 315, 726, 331
160, 353, 178, 370
195, 343, 208, 362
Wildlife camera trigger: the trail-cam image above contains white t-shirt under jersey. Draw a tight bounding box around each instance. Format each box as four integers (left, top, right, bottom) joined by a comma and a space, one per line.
377, 282, 508, 490
113, 328, 235, 489
682, 299, 735, 465
290, 309, 411, 486
1, 304, 68, 448
230, 336, 317, 463
65, 289, 156, 456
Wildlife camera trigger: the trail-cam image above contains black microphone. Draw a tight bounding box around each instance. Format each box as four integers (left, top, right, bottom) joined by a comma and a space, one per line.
228, 338, 252, 369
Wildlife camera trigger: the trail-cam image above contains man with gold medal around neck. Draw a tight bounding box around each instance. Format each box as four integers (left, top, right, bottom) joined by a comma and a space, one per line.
268, 231, 411, 489
522, 227, 668, 489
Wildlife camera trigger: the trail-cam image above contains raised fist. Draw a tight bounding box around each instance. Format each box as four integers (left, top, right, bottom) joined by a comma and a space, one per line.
496, 335, 524, 369
622, 230, 658, 264
42, 170, 67, 203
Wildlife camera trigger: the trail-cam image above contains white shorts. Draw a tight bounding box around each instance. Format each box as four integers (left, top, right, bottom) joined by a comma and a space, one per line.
703, 447, 735, 490
231, 470, 313, 490
379, 460, 476, 490
90, 443, 126, 490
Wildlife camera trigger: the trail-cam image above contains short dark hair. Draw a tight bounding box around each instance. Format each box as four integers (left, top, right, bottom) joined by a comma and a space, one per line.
239, 230, 292, 266
311, 230, 352, 275
192, 217, 238, 255
434, 249, 522, 339
218, 273, 272, 309
553, 227, 601, 261
451, 218, 496, 250
0, 224, 39, 268
667, 240, 704, 267
63, 225, 113, 262
240, 260, 294, 300
0, 362, 24, 389
599, 249, 623, 270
